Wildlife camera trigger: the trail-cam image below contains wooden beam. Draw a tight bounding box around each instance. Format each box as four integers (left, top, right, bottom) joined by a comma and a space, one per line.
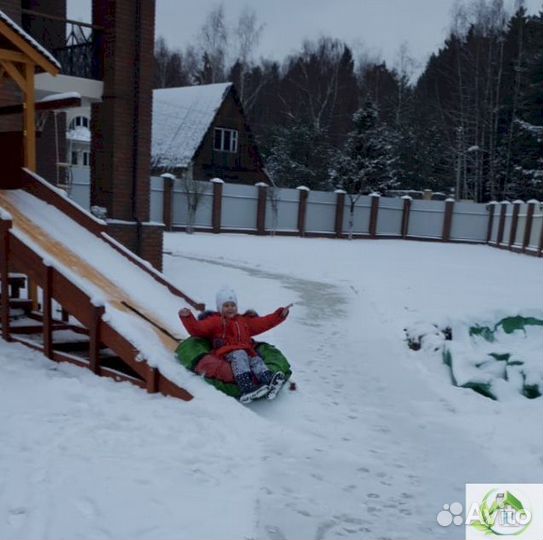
24, 61, 36, 171
89, 305, 105, 374
0, 48, 32, 64
0, 59, 26, 91
0, 224, 11, 342
43, 265, 53, 359
0, 20, 60, 75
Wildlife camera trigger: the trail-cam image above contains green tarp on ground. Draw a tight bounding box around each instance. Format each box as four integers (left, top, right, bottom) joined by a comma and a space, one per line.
443, 315, 543, 400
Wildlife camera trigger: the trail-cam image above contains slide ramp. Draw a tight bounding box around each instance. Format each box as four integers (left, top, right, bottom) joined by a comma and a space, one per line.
0, 172, 203, 400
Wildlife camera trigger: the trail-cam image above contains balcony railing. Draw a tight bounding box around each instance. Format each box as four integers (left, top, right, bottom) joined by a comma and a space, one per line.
22, 9, 103, 80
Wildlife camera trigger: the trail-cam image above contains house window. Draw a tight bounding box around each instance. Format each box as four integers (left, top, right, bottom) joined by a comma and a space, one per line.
71, 151, 78, 165
69, 116, 90, 130
83, 151, 90, 167
214, 127, 238, 153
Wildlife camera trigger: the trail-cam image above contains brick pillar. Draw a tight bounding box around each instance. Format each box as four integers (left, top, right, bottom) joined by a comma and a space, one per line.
486, 202, 498, 243
334, 189, 346, 238
496, 201, 509, 246
401, 196, 412, 239
91, 0, 154, 223
523, 200, 537, 252
211, 178, 223, 233
297, 186, 309, 237
255, 182, 267, 235
23, 1, 67, 51
442, 198, 455, 242
509, 201, 522, 249
369, 193, 380, 238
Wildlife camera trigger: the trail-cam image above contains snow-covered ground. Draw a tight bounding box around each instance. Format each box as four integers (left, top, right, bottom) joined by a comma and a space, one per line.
1, 234, 542, 540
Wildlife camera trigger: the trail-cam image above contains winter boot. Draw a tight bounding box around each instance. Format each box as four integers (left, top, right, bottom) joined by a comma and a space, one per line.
266, 371, 286, 400
236, 372, 269, 404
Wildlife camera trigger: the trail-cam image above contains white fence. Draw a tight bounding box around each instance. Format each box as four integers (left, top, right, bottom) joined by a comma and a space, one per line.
66, 174, 542, 255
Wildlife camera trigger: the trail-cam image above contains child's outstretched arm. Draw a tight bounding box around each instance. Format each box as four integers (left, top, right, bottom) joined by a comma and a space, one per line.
178, 308, 219, 338
246, 304, 292, 336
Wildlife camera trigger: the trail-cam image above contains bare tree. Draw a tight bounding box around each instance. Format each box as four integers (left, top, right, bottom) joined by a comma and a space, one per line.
198, 4, 228, 83
234, 6, 264, 103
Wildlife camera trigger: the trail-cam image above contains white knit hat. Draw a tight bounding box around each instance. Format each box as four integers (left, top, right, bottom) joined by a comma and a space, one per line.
216, 287, 238, 312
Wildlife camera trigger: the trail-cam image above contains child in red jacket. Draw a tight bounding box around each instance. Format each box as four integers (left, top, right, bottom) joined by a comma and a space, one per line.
179, 286, 290, 403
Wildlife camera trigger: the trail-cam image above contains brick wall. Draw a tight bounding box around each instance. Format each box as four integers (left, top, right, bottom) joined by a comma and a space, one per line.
107, 222, 164, 271
36, 112, 66, 184
22, 0, 66, 51
0, 0, 21, 21
91, 0, 155, 223
0, 1, 22, 134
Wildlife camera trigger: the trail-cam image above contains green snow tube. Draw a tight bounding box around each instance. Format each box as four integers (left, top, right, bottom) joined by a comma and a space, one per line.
175, 337, 292, 399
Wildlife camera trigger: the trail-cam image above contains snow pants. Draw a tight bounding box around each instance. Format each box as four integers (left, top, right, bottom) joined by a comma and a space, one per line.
225, 349, 273, 391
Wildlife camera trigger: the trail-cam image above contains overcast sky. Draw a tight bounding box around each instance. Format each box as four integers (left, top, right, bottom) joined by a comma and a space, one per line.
68, 0, 542, 74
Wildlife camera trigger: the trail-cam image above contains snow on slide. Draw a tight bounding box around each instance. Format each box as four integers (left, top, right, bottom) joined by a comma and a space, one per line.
0, 189, 202, 394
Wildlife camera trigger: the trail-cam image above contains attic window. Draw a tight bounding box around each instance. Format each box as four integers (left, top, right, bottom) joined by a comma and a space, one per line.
214, 127, 238, 153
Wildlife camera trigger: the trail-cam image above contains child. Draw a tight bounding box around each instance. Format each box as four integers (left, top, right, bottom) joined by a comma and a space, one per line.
179, 286, 290, 403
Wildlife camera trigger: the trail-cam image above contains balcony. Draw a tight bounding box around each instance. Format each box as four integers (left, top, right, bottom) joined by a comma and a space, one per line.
22, 8, 103, 80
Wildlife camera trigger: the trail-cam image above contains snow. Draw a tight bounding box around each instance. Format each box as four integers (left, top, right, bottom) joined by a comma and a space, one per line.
152, 83, 232, 170
38, 91, 81, 103
67, 126, 91, 143
0, 9, 61, 70
1, 231, 542, 539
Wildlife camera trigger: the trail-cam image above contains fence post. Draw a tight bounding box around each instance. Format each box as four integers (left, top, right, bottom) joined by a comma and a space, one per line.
369, 193, 380, 238
509, 200, 522, 249
496, 201, 509, 246
334, 189, 346, 238
442, 198, 455, 242
486, 201, 498, 243
523, 200, 537, 252
211, 178, 224, 234
297, 186, 309, 237
255, 182, 267, 235
89, 304, 105, 374
160, 173, 175, 232
401, 196, 412, 239
43, 264, 53, 359
0, 215, 12, 342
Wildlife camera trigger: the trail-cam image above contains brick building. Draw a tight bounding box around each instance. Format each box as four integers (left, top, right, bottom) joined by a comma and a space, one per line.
0, 0, 163, 269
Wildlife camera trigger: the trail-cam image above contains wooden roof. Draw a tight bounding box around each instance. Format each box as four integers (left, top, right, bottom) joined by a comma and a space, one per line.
0, 9, 60, 75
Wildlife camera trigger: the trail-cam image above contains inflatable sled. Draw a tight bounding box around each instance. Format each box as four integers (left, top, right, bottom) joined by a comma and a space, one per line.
175, 337, 292, 399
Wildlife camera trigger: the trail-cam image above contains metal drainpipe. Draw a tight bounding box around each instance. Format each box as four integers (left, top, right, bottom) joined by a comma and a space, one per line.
131, 0, 143, 256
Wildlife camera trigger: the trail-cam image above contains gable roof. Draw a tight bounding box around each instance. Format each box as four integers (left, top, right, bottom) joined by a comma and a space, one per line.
152, 82, 232, 170
0, 9, 60, 74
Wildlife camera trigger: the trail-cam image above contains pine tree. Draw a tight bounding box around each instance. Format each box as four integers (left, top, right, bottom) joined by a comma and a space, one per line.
329, 102, 396, 238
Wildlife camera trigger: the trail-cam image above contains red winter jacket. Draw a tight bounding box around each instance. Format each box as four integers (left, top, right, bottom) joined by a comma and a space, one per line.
180, 309, 286, 358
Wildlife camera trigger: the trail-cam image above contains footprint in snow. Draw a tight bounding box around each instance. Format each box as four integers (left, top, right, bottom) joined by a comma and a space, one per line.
7, 507, 27, 527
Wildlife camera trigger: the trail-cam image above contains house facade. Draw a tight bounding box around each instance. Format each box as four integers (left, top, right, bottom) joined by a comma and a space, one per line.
152, 82, 270, 185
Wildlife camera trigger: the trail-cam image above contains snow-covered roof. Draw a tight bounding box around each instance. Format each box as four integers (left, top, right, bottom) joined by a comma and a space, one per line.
152, 83, 232, 170
0, 9, 61, 71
